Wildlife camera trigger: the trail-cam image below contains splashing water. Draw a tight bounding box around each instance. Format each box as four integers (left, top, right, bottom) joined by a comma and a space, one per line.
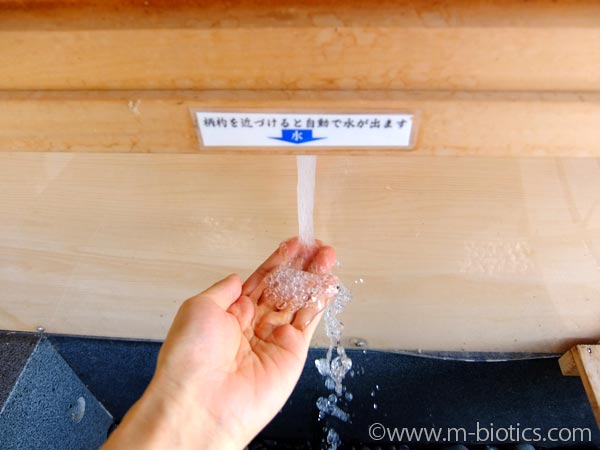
315, 284, 353, 397
326, 428, 341, 449
297, 155, 317, 247
262, 266, 354, 450
265, 266, 338, 313
315, 285, 353, 431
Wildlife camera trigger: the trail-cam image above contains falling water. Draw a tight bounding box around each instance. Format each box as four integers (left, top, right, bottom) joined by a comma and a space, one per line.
295, 155, 353, 450
314, 284, 353, 450
296, 155, 317, 247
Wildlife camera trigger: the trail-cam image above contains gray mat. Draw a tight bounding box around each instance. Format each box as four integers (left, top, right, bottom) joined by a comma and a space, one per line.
0, 332, 113, 450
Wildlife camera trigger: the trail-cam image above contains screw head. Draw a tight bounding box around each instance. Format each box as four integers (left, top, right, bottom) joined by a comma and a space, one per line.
348, 337, 368, 348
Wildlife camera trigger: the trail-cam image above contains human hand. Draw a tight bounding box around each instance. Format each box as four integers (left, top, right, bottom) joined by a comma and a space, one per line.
102, 237, 337, 450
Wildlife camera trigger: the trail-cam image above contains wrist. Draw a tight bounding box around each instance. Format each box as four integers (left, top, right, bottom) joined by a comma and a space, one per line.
103, 374, 243, 450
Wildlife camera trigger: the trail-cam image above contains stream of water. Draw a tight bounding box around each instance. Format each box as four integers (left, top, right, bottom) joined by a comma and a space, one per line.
295, 155, 354, 450
296, 155, 317, 247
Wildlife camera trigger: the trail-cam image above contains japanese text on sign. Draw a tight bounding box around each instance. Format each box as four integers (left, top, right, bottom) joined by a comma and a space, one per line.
194, 112, 417, 148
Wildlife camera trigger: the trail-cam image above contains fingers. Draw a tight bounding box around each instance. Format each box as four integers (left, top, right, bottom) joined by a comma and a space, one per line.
194, 273, 242, 310
307, 245, 336, 274
271, 308, 327, 357
290, 245, 338, 332
300, 308, 327, 343
253, 305, 295, 341
290, 276, 337, 331
242, 237, 302, 296
243, 238, 334, 296
247, 238, 338, 348
289, 243, 321, 271
227, 295, 255, 332
290, 299, 327, 331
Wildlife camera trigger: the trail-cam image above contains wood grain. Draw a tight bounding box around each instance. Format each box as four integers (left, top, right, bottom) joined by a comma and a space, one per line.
1, 0, 600, 351
559, 345, 600, 428
1, 153, 599, 352
1, 91, 600, 156
0, 0, 600, 91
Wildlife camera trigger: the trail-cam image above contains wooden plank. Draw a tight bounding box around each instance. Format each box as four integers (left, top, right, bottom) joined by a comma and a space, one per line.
559, 349, 579, 376
1, 153, 599, 351
0, 0, 600, 91
1, 90, 600, 156
559, 345, 600, 428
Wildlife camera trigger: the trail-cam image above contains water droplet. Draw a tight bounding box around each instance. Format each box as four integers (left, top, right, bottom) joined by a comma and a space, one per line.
325, 377, 335, 391
326, 428, 341, 448
68, 396, 86, 423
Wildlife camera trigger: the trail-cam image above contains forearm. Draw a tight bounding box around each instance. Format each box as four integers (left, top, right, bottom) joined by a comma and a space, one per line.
101, 379, 242, 450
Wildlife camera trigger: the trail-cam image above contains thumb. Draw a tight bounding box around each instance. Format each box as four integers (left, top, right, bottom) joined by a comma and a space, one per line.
198, 273, 242, 310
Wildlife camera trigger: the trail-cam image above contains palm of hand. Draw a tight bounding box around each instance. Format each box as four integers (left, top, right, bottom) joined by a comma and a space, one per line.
155, 238, 336, 446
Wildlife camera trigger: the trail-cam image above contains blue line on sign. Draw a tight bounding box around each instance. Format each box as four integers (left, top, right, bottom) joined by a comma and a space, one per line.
269, 129, 326, 145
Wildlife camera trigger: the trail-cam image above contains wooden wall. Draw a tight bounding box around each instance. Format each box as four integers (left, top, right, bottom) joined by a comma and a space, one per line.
1, 0, 599, 352
2, 153, 599, 353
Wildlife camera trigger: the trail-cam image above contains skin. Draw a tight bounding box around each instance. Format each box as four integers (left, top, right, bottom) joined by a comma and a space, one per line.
102, 237, 337, 450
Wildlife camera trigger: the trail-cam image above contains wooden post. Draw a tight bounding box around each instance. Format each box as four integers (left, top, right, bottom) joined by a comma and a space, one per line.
559, 345, 600, 428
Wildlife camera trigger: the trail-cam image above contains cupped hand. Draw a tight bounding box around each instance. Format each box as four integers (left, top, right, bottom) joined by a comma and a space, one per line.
102, 237, 337, 450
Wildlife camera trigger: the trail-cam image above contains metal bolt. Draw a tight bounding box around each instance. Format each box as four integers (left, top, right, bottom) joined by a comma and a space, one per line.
36, 326, 45, 333
349, 337, 368, 348
588, 347, 593, 354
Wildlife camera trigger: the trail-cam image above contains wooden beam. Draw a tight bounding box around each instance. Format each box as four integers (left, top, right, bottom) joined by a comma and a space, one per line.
1, 90, 600, 156
0, 0, 599, 91
560, 345, 600, 428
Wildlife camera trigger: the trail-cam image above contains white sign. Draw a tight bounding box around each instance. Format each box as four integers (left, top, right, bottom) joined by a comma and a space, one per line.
194, 112, 417, 148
